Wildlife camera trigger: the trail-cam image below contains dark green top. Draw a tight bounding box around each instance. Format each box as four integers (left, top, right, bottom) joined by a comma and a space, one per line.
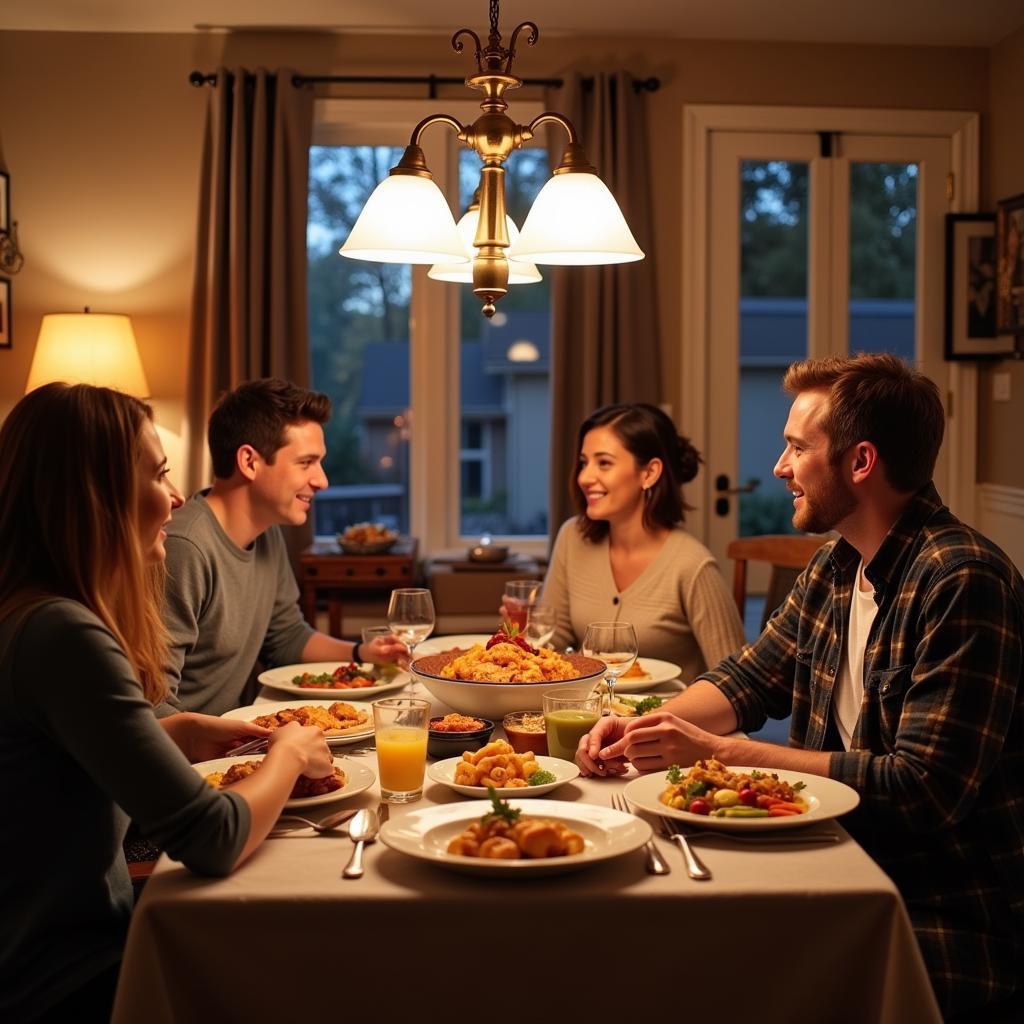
0, 599, 250, 1021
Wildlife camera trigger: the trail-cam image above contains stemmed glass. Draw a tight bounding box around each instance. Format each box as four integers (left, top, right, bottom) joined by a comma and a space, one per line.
387, 588, 435, 687
582, 621, 638, 713
525, 603, 556, 649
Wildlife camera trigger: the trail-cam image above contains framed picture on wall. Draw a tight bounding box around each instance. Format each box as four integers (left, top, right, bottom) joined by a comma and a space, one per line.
944, 213, 1014, 359
0, 277, 11, 349
996, 192, 1024, 337
0, 170, 8, 231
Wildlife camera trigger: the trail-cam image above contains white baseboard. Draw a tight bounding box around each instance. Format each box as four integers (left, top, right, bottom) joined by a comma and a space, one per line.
976, 484, 1024, 573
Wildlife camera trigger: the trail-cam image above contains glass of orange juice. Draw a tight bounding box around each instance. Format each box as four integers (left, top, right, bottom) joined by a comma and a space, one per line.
373, 697, 431, 803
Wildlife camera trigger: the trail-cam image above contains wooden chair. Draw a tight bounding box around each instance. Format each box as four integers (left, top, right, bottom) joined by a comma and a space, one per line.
727, 534, 830, 631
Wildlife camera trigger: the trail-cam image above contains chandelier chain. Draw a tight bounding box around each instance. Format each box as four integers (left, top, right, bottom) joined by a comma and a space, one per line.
489, 0, 500, 38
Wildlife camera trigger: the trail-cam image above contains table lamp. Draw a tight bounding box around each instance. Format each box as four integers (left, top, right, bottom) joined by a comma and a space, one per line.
26, 309, 149, 396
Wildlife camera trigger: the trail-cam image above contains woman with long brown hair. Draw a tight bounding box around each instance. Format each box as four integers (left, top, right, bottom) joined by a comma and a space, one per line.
0, 383, 334, 1022
542, 403, 745, 680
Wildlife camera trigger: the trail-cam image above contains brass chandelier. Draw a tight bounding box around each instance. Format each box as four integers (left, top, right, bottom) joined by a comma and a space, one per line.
339, 0, 644, 317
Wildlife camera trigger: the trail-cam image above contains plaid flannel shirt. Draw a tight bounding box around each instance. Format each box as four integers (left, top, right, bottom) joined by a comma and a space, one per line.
698, 484, 1024, 1018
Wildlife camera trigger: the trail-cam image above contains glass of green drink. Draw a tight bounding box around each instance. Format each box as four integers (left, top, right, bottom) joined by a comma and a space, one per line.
543, 690, 603, 762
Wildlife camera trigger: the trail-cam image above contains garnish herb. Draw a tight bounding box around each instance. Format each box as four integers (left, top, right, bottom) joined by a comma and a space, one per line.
666, 764, 683, 784
527, 769, 556, 786
483, 785, 521, 825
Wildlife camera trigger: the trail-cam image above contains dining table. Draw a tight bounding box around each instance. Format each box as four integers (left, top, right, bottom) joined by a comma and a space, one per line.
112, 662, 942, 1024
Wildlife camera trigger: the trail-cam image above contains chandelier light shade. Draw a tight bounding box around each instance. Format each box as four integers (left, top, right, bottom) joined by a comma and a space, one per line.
429, 201, 542, 284
509, 170, 644, 265
26, 311, 150, 396
339, 161, 469, 264
337, 0, 644, 317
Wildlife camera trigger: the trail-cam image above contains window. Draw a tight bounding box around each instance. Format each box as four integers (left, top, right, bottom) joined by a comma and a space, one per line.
308, 99, 549, 553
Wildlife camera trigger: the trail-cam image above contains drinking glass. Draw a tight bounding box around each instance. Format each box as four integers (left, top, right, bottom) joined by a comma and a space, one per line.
582, 621, 639, 712
373, 697, 431, 803
525, 603, 556, 649
542, 690, 603, 762
502, 579, 539, 630
386, 588, 435, 659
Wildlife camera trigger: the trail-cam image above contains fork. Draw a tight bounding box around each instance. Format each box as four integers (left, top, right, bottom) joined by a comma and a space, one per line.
268, 808, 358, 837
659, 816, 712, 880
611, 794, 670, 875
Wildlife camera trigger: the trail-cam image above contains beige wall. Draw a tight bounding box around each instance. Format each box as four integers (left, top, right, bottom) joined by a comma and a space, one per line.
979, 22, 1024, 488
0, 29, 993, 474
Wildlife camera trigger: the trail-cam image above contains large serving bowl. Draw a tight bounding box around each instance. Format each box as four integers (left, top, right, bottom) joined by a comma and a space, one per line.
412, 649, 605, 719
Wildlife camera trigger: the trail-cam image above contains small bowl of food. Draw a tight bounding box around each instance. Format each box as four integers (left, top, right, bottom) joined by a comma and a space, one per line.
427, 713, 495, 759
337, 522, 398, 554
502, 711, 549, 756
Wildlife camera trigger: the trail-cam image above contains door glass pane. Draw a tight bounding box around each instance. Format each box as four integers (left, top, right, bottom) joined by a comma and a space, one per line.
307, 145, 411, 535
738, 160, 809, 538
458, 148, 552, 538
848, 162, 917, 360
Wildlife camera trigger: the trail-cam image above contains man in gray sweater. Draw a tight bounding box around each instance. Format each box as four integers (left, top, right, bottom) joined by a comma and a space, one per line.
159, 379, 406, 716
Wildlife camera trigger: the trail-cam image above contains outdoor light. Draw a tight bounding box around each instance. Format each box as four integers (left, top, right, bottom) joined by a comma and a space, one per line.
339, 0, 644, 317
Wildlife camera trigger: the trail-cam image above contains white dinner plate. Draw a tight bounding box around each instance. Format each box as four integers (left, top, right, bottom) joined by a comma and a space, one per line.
258, 662, 410, 700
604, 658, 683, 693
414, 634, 490, 657
379, 798, 651, 877
220, 699, 375, 747
194, 755, 375, 809
427, 755, 580, 797
624, 766, 860, 831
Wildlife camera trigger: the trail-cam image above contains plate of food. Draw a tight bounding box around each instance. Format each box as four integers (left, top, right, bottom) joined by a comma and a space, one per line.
195, 754, 375, 809
258, 661, 410, 699
428, 741, 579, 797
379, 792, 651, 877
624, 758, 860, 831
608, 693, 666, 718
221, 699, 374, 747
605, 657, 682, 693
337, 522, 398, 554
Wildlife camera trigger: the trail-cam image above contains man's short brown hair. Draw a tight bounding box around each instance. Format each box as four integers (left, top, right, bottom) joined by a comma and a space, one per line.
782, 353, 944, 493
208, 379, 332, 479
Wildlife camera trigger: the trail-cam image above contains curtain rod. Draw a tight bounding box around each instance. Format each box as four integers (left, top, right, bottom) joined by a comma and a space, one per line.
187, 71, 660, 97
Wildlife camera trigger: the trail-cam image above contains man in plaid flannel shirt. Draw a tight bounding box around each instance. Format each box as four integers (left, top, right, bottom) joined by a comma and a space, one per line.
578, 354, 1023, 1022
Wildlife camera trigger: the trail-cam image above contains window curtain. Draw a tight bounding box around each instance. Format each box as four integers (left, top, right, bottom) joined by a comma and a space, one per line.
186, 67, 314, 491
543, 71, 661, 541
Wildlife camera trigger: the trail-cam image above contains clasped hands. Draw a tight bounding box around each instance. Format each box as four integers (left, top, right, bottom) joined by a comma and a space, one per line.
575, 711, 720, 777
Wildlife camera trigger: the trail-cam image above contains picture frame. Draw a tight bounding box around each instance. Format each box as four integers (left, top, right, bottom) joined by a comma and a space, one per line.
996, 192, 1024, 337
0, 170, 8, 232
944, 213, 1013, 360
0, 277, 11, 349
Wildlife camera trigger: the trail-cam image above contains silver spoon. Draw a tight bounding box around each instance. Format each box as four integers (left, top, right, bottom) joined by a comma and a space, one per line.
269, 808, 358, 836
342, 808, 380, 879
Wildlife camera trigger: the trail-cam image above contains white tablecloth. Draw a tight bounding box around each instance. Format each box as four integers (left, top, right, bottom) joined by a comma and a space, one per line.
113, 681, 941, 1024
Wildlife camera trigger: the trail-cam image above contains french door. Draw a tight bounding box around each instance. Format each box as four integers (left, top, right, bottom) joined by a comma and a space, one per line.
681, 107, 979, 569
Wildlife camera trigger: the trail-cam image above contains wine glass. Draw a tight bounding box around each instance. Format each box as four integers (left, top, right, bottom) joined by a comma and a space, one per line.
582, 621, 639, 713
387, 588, 435, 685
525, 603, 556, 649
502, 579, 539, 630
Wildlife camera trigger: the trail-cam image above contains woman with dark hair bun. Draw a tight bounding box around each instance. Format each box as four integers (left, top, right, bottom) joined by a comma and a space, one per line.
541, 403, 745, 680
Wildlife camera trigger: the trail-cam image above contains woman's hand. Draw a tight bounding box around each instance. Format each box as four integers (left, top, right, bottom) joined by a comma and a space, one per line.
161, 712, 271, 763
575, 715, 631, 777
266, 721, 335, 778
602, 712, 720, 773
361, 634, 410, 670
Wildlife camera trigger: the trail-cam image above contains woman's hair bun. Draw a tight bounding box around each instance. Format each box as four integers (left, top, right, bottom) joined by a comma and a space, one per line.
675, 434, 702, 484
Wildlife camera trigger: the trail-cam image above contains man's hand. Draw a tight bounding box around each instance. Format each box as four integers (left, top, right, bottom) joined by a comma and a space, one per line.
361, 634, 410, 670
575, 715, 631, 777
601, 712, 720, 773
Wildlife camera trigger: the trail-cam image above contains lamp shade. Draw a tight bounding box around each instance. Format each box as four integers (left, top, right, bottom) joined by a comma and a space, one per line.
508, 172, 645, 265
26, 313, 150, 396
428, 208, 542, 284
339, 174, 468, 265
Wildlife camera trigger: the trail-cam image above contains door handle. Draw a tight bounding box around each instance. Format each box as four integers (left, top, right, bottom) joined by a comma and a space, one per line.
713, 475, 760, 517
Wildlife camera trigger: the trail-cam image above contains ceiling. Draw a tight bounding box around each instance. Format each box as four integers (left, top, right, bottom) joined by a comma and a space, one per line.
4, 0, 1024, 48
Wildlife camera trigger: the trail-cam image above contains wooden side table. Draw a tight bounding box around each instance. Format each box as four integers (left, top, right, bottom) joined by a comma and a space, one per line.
299, 537, 419, 637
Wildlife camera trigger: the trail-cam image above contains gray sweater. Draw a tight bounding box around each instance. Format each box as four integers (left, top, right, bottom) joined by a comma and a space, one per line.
160, 493, 314, 716
0, 599, 249, 1022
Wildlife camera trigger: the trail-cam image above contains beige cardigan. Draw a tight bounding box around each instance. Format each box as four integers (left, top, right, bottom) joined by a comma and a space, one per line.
542, 519, 747, 683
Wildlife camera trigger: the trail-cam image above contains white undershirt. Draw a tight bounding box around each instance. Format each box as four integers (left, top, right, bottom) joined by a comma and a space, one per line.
833, 560, 879, 751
